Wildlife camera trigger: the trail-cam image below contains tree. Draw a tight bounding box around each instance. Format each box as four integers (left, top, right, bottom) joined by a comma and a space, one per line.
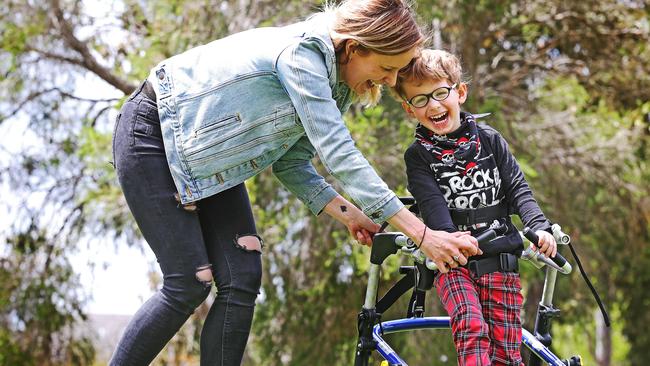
1, 0, 648, 365
1, 0, 318, 363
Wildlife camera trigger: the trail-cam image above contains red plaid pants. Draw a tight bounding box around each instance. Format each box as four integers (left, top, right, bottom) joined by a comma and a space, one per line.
435, 267, 524, 366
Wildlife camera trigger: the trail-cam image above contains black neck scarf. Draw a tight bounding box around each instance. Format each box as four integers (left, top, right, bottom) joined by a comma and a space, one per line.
415, 112, 481, 175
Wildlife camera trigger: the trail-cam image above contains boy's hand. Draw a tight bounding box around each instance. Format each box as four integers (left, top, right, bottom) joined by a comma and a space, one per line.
533, 230, 557, 258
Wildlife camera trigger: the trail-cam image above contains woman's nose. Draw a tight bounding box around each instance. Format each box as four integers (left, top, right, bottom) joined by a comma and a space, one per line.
383, 70, 399, 87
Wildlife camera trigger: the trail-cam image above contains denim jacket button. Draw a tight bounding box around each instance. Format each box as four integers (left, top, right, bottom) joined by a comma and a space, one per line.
370, 211, 383, 220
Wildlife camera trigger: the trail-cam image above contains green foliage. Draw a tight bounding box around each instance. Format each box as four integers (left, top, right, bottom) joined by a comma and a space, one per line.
552, 305, 632, 366
1, 227, 95, 365
1, 0, 649, 365
509, 77, 649, 365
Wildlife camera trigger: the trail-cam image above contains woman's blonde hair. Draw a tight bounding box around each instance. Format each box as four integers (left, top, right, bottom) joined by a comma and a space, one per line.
327, 0, 425, 55
326, 0, 425, 105
392, 49, 463, 99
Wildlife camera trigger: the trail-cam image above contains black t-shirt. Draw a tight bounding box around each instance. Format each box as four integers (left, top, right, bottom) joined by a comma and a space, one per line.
404, 116, 551, 256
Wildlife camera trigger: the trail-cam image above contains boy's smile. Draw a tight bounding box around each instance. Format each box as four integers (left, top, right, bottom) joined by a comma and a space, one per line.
401, 79, 467, 136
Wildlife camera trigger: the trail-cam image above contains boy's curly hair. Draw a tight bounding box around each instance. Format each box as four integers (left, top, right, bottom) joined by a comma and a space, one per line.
391, 49, 463, 100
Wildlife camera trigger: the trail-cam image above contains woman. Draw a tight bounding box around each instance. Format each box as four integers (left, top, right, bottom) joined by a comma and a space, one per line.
111, 0, 479, 364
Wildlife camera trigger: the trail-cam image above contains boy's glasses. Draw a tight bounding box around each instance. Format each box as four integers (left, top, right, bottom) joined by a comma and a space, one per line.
407, 83, 457, 108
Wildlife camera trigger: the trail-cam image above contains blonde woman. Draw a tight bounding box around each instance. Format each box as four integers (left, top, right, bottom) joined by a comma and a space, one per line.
111, 1, 480, 364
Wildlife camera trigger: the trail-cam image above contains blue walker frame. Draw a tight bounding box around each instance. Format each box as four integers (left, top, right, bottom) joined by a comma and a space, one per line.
353, 198, 588, 366
373, 317, 568, 366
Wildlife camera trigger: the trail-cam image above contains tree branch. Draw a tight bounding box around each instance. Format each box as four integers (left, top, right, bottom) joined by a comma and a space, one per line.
48, 0, 136, 94
1, 87, 119, 123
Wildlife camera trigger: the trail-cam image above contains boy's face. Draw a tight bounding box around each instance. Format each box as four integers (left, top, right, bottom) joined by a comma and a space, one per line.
401, 78, 467, 136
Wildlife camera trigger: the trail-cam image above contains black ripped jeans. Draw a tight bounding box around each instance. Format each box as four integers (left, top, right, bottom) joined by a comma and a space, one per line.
110, 82, 262, 366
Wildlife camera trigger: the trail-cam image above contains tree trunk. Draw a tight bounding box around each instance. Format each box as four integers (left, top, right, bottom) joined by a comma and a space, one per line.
594, 308, 611, 366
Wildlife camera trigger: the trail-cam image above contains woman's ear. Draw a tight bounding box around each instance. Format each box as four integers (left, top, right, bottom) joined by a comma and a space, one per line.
345, 40, 359, 56
338, 40, 359, 64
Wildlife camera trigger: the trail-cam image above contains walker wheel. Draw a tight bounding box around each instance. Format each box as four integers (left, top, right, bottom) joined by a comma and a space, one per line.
567, 355, 582, 366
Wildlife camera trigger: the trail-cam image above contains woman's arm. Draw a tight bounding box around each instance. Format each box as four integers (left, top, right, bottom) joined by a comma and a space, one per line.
322, 195, 380, 246
275, 38, 403, 224
272, 136, 339, 216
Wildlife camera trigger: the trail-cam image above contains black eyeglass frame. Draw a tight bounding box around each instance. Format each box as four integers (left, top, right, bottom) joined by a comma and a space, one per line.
406, 83, 458, 108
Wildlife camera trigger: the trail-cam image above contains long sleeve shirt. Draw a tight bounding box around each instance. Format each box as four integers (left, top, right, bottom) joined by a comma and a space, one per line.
404, 119, 551, 256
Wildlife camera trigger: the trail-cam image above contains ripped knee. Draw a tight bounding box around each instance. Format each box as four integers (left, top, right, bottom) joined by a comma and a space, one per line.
195, 264, 213, 288
234, 234, 264, 253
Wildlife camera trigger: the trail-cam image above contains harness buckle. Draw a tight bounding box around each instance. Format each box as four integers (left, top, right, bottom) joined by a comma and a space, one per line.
499, 252, 519, 272
467, 253, 519, 277
467, 260, 482, 277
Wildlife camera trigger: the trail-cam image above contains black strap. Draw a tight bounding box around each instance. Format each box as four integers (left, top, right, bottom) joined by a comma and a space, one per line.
466, 253, 519, 277
567, 242, 611, 327
375, 271, 415, 314
407, 289, 426, 318
450, 201, 509, 226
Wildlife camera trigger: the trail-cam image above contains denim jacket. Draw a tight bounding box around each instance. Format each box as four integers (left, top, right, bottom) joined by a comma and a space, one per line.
147, 13, 403, 223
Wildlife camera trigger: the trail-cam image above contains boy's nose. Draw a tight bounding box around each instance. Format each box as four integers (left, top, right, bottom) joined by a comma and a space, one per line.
426, 97, 442, 108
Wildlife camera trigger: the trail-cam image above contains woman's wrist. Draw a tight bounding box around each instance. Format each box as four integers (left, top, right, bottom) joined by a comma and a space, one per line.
386, 207, 428, 243
417, 226, 427, 248
323, 195, 357, 225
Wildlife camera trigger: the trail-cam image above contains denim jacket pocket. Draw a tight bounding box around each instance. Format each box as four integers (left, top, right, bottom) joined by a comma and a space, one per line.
184, 114, 243, 159
192, 114, 242, 138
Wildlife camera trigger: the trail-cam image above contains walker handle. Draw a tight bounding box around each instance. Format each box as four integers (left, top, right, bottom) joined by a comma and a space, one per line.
522, 227, 568, 269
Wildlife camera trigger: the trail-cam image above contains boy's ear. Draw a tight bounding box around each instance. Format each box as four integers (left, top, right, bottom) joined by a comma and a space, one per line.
457, 82, 469, 105
401, 101, 416, 118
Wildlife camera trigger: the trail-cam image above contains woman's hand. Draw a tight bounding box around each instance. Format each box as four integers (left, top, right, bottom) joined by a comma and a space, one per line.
323, 195, 380, 246
533, 230, 557, 258
419, 230, 480, 273
385, 207, 482, 274
345, 214, 380, 246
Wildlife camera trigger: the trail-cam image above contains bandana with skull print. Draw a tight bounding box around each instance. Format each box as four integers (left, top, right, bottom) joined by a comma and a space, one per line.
415, 112, 481, 175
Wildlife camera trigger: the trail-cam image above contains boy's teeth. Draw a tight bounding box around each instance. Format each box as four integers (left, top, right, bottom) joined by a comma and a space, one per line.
430, 112, 448, 122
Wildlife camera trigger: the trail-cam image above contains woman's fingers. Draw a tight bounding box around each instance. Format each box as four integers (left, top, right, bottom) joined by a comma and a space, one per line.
355, 229, 373, 246
456, 234, 481, 256
361, 229, 373, 246
422, 230, 481, 269
435, 259, 450, 274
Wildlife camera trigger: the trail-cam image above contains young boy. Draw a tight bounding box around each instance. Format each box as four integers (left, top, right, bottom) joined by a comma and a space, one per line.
393, 49, 558, 365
